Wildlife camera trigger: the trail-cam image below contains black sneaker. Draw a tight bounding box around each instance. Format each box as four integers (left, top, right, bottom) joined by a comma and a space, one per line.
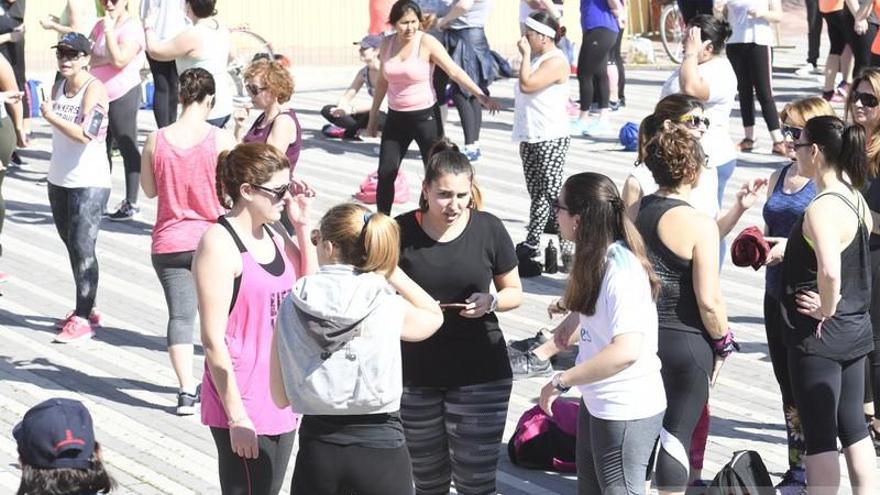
515, 241, 539, 260
107, 200, 139, 222
510, 350, 552, 379
176, 384, 201, 416
508, 329, 550, 355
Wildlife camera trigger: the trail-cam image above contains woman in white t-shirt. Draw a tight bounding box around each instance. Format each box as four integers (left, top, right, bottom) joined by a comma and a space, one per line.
140, 0, 188, 128
539, 171, 665, 495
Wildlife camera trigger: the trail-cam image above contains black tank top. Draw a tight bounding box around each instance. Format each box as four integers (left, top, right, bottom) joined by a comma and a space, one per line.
636, 195, 707, 336
781, 191, 874, 360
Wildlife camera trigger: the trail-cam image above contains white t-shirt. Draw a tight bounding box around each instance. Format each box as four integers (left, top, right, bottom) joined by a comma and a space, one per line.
575, 242, 666, 421
725, 0, 774, 46
661, 56, 738, 168
630, 163, 720, 219
140, 0, 189, 42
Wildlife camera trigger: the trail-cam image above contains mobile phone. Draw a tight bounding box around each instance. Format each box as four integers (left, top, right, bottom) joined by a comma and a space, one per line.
82, 105, 106, 140
39, 86, 46, 103
439, 303, 468, 309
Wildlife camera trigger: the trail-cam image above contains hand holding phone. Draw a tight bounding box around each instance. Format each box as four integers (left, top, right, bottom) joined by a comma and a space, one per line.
439, 302, 469, 310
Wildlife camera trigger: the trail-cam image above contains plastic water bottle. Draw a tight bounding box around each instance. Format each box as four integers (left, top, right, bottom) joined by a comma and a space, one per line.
544, 240, 558, 274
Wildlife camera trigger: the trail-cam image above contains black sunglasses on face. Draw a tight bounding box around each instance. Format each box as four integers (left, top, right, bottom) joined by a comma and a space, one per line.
783, 125, 802, 141
793, 142, 813, 150
252, 183, 289, 201
853, 91, 880, 108
246, 83, 268, 96
56, 49, 84, 61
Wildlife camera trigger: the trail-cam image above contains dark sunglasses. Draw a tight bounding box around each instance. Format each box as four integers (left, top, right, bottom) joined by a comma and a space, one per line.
782, 125, 802, 141
551, 199, 569, 214
56, 49, 84, 61
245, 83, 268, 96
853, 91, 880, 108
103, 0, 120, 5
679, 115, 710, 128
792, 142, 813, 150
252, 183, 289, 201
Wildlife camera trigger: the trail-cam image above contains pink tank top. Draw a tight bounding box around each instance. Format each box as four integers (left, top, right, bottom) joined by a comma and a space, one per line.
150, 127, 225, 254
382, 32, 437, 112
201, 218, 300, 435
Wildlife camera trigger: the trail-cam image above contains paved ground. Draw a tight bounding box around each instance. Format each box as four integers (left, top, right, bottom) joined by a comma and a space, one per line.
1, 5, 877, 495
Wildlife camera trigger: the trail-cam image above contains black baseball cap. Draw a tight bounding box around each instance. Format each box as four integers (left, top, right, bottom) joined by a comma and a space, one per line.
51, 33, 92, 55
13, 398, 96, 470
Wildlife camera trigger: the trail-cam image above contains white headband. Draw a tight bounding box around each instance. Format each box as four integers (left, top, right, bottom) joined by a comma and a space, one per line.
525, 17, 556, 38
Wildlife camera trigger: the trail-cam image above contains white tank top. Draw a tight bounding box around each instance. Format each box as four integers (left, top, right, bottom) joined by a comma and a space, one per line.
48, 78, 112, 189
176, 21, 233, 120
512, 48, 569, 143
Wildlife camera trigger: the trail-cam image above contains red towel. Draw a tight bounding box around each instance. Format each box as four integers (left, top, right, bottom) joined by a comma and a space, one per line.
731, 226, 770, 270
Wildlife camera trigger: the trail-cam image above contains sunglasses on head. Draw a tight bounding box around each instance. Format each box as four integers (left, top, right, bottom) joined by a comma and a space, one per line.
679, 115, 710, 128
782, 125, 802, 141
853, 91, 880, 108
252, 183, 289, 201
246, 83, 268, 96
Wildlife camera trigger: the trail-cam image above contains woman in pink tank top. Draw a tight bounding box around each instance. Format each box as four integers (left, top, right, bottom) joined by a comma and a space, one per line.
365, 0, 499, 215
140, 68, 236, 416
192, 142, 317, 495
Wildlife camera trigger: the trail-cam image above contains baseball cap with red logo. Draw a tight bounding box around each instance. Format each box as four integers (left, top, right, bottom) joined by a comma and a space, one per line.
13, 398, 96, 469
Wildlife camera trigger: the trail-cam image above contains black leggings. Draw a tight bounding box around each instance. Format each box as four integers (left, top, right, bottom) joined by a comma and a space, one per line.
610, 28, 626, 103
106, 85, 142, 204
434, 70, 482, 145
47, 184, 110, 319
376, 107, 442, 215
576, 27, 617, 111
677, 0, 713, 24
763, 294, 806, 470
654, 330, 712, 492
209, 427, 296, 495
147, 55, 178, 128
726, 43, 781, 132
788, 349, 869, 455
806, 0, 823, 65
867, 248, 880, 420
291, 437, 414, 495
320, 105, 386, 138
823, 9, 874, 77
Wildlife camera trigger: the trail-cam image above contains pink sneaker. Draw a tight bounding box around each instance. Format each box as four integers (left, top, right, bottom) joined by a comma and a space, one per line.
54, 316, 95, 343
55, 309, 103, 329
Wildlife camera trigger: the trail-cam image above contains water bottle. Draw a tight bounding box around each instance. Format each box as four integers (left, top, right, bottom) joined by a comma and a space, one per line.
544, 240, 558, 274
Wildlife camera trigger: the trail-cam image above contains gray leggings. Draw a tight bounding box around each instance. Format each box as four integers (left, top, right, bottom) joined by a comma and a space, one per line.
151, 251, 197, 346
577, 402, 663, 495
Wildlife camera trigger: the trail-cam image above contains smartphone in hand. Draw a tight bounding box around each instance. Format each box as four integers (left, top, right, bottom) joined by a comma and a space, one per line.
439, 303, 469, 310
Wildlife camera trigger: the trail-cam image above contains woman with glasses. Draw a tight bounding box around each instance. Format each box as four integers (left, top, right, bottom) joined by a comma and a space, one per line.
89, 0, 146, 221
783, 115, 875, 494
635, 126, 740, 494
145, 0, 232, 128
660, 14, 738, 207
42, 33, 110, 343
193, 142, 317, 495
847, 67, 880, 454
140, 68, 236, 416
759, 97, 833, 493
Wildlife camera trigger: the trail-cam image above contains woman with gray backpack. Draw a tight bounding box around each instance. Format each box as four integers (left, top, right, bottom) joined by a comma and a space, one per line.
270, 203, 443, 495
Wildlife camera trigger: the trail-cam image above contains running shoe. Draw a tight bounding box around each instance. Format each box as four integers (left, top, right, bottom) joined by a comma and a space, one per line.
771, 141, 787, 156
774, 468, 807, 495
515, 241, 539, 260
55, 308, 103, 329
836, 81, 850, 98
54, 316, 95, 343
738, 138, 755, 153
508, 329, 550, 355
510, 350, 552, 379
569, 119, 592, 136
108, 200, 139, 222
794, 63, 821, 77
321, 124, 346, 139
464, 148, 482, 163
583, 119, 611, 137
176, 384, 201, 416
822, 90, 845, 103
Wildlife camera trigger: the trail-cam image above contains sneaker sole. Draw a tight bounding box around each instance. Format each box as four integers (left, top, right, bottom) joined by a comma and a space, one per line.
107, 216, 136, 222
512, 367, 555, 380
176, 405, 198, 416
53, 331, 95, 343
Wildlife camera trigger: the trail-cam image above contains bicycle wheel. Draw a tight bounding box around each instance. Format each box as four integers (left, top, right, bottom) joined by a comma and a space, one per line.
227, 28, 275, 100
660, 4, 684, 64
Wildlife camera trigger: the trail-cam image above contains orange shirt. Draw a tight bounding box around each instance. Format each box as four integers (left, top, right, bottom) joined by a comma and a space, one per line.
819, 0, 845, 13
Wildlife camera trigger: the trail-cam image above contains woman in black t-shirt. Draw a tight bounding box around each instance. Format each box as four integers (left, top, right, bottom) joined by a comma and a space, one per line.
396, 139, 522, 495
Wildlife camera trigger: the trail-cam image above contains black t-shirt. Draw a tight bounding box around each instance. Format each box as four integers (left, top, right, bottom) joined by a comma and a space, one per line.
299, 413, 405, 449
397, 209, 518, 387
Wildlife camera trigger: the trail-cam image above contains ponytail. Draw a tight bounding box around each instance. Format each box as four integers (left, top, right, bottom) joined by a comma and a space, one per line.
637, 113, 658, 164
319, 204, 400, 276
215, 150, 233, 209
361, 212, 401, 275
841, 123, 868, 187
804, 115, 869, 188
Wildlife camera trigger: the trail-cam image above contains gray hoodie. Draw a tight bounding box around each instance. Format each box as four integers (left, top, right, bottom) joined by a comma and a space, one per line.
275, 264, 405, 415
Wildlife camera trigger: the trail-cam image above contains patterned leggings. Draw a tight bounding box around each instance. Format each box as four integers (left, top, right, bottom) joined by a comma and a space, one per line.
401, 378, 513, 495
520, 137, 572, 254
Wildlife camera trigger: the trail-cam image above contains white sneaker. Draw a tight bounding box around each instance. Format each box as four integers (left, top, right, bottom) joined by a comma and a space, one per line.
795, 63, 820, 77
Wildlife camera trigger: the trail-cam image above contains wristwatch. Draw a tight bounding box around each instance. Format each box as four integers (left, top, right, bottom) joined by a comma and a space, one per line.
487, 293, 498, 313
551, 373, 571, 393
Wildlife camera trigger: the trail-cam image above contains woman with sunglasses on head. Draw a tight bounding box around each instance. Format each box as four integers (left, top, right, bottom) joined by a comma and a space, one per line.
89, 0, 146, 222
635, 126, 739, 495
145, 0, 232, 128
538, 172, 665, 495
41, 33, 110, 343
193, 143, 317, 495
783, 115, 876, 494
140, 68, 236, 416
366, 0, 499, 215
396, 139, 522, 495
512, 11, 573, 273
760, 97, 833, 493
270, 203, 443, 495
660, 15, 739, 205
846, 67, 880, 453
320, 35, 387, 139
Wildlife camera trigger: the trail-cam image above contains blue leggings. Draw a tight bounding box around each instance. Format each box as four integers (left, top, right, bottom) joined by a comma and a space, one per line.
716, 159, 737, 209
